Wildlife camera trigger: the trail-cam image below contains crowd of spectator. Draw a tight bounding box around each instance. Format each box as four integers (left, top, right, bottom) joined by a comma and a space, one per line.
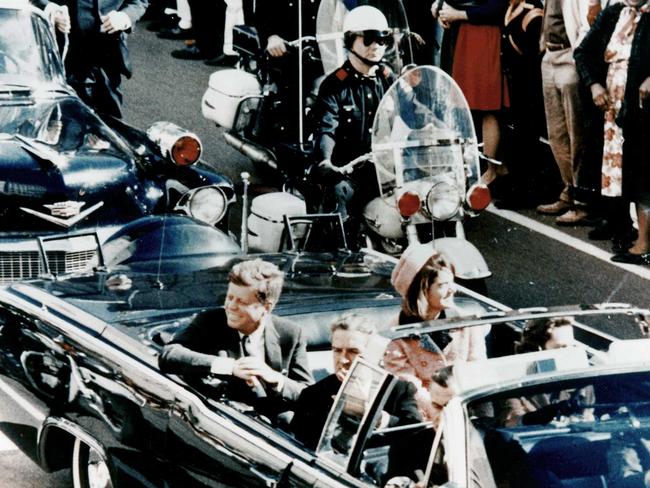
35, 0, 649, 266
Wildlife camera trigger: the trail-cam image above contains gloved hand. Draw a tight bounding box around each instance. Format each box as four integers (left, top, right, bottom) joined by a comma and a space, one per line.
100, 11, 131, 34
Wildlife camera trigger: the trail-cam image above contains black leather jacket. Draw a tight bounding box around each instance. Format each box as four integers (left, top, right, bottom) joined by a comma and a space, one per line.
314, 60, 395, 167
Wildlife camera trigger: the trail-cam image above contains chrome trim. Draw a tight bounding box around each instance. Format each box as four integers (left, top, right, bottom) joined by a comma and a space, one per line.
20, 202, 104, 228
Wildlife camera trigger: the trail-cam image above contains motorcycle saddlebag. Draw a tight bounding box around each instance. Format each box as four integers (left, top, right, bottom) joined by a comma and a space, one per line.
201, 69, 261, 130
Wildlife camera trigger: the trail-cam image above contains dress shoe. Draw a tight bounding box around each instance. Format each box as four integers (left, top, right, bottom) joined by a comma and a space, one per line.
157, 26, 193, 40
171, 45, 209, 60
204, 54, 239, 67
555, 208, 593, 226
536, 200, 572, 215
610, 251, 650, 265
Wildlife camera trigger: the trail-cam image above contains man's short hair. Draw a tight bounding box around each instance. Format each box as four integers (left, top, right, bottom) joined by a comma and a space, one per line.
228, 259, 284, 307
330, 313, 377, 336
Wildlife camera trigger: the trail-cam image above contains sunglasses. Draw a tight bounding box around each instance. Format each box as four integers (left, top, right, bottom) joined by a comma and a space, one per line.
355, 30, 393, 47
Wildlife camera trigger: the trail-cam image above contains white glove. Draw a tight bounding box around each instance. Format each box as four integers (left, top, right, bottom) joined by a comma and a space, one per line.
100, 11, 132, 34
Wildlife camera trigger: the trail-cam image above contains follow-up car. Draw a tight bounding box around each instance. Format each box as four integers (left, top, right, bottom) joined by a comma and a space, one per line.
0, 1, 236, 282
0, 239, 644, 487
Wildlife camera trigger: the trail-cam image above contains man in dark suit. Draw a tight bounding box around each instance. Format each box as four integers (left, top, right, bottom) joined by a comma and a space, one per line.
33, 0, 148, 118
159, 259, 313, 410
290, 314, 421, 451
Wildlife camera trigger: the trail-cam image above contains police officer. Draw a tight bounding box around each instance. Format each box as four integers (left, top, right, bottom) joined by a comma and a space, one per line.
254, 0, 322, 143
312, 6, 395, 244
34, 0, 147, 118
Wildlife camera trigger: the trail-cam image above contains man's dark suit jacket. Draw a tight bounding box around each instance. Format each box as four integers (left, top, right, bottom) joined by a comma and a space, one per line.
158, 308, 313, 405
290, 373, 421, 450
32, 0, 147, 77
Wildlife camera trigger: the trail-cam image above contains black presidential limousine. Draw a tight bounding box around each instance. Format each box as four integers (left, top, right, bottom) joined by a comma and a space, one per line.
0, 243, 642, 488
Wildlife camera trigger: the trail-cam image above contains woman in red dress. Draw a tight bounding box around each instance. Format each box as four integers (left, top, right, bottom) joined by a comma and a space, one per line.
437, 0, 510, 185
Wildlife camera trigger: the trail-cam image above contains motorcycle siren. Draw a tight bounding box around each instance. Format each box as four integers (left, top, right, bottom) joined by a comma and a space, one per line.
146, 121, 202, 167
343, 6, 393, 50
397, 190, 421, 218
466, 184, 492, 213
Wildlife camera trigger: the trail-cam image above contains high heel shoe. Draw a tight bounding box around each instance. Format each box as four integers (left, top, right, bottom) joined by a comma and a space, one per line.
610, 251, 650, 265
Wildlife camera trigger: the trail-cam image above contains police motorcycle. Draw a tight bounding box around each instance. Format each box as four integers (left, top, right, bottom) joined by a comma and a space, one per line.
361, 64, 492, 281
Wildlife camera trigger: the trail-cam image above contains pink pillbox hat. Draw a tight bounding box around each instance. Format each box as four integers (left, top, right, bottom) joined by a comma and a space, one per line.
391, 243, 437, 298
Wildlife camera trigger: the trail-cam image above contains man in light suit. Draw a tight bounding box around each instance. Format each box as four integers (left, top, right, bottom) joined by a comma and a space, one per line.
33, 0, 148, 118
159, 259, 313, 411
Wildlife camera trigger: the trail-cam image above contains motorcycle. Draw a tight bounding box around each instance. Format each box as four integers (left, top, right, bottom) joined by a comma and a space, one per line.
202, 0, 490, 286
362, 64, 492, 283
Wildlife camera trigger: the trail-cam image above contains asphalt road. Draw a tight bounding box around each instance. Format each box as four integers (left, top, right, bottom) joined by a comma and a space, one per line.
1, 16, 649, 487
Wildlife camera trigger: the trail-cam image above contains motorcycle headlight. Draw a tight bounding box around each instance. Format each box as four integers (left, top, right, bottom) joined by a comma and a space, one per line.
424, 180, 462, 220
175, 186, 227, 226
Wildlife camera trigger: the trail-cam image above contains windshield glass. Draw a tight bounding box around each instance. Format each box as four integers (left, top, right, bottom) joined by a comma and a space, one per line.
466, 369, 650, 488
0, 8, 66, 87
371, 65, 480, 196
316, 0, 411, 75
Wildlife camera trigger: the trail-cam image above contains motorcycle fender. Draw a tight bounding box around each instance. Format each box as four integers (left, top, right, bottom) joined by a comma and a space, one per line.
434, 237, 491, 279
363, 197, 403, 239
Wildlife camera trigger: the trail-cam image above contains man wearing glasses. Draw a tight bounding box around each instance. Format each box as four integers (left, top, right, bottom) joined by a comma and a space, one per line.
312, 5, 395, 246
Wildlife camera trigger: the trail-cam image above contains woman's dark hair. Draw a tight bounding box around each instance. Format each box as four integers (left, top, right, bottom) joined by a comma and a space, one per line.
515, 317, 574, 354
402, 253, 454, 319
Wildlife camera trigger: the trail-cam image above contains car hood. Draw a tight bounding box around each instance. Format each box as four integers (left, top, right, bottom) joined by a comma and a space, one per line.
0, 97, 149, 232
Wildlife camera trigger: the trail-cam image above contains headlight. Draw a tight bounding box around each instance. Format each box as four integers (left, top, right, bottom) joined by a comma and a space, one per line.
174, 186, 227, 226
424, 179, 462, 220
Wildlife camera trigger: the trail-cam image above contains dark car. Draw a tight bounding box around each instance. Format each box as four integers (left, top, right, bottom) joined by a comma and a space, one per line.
0, 242, 641, 488
0, 2, 236, 282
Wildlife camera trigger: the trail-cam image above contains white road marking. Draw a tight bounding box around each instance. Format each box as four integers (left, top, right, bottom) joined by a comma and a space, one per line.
0, 430, 16, 452
487, 205, 650, 281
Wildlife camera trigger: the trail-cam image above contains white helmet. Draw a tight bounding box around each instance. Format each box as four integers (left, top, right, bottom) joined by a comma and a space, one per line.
342, 5, 389, 33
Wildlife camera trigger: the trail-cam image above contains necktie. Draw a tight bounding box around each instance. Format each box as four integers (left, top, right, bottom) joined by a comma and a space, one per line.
240, 335, 252, 357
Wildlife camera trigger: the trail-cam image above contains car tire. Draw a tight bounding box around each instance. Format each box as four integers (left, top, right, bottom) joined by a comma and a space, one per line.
72, 437, 114, 488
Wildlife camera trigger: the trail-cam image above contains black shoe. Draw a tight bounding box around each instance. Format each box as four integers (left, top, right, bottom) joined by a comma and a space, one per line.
610, 251, 650, 265
158, 26, 193, 40
204, 54, 239, 67
171, 45, 208, 60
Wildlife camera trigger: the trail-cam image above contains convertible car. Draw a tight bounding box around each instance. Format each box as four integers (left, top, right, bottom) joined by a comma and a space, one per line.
0, 1, 236, 282
0, 243, 644, 488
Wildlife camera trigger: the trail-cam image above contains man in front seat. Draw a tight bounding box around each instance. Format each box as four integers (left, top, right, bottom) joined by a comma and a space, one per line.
159, 258, 313, 411
290, 314, 421, 450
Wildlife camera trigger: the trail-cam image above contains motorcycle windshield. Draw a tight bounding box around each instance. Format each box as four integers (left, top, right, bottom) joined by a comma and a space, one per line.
316, 0, 411, 75
371, 65, 481, 196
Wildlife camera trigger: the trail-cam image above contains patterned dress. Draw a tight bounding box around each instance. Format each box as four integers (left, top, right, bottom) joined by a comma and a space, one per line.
601, 6, 644, 197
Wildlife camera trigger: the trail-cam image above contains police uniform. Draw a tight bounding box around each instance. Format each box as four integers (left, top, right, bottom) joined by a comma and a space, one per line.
313, 60, 395, 239
254, 0, 321, 142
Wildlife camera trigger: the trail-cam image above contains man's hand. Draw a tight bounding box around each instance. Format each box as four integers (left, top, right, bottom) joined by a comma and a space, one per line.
439, 4, 468, 25
591, 83, 609, 111
100, 11, 131, 34
267, 35, 287, 58
233, 356, 282, 385
640, 77, 650, 109
46, 4, 70, 34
